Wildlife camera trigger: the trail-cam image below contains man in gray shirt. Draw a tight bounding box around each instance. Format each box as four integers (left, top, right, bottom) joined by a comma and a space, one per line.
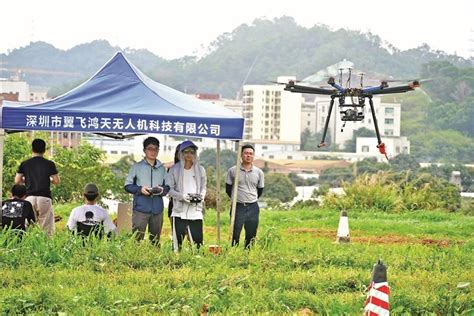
226, 144, 264, 248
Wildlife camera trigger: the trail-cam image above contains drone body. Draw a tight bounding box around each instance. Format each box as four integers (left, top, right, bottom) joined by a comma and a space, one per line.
283, 69, 422, 159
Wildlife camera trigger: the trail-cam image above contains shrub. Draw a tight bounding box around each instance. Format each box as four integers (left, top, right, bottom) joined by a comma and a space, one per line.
322, 171, 461, 212
264, 173, 297, 203
204, 187, 230, 210
323, 172, 400, 212
460, 198, 474, 215
291, 199, 320, 210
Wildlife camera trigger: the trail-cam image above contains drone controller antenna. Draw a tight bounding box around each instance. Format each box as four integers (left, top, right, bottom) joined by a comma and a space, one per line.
339, 68, 343, 86
346, 68, 352, 88
341, 121, 346, 132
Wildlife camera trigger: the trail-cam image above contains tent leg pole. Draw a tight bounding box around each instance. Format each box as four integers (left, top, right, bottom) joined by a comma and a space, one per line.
229, 141, 242, 243
216, 139, 221, 244
50, 131, 54, 157
0, 129, 4, 204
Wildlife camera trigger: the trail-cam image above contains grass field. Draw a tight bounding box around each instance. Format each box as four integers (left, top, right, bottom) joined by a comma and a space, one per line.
1, 206, 473, 314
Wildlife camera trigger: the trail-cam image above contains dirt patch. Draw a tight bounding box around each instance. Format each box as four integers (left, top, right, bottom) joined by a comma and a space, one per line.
287, 228, 335, 238
420, 238, 463, 247
353, 236, 463, 247
286, 228, 462, 247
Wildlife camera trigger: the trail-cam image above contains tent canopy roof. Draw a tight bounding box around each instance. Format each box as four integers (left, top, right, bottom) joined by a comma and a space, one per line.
1, 52, 244, 140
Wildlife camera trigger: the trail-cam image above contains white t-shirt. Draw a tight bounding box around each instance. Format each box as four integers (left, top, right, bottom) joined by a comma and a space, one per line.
183, 168, 197, 195
172, 167, 203, 220
67, 204, 116, 234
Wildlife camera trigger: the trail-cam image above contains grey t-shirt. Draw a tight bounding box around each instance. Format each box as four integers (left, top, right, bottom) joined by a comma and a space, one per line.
226, 165, 264, 203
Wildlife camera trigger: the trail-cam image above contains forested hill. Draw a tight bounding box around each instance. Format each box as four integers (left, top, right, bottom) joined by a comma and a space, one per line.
1, 17, 471, 97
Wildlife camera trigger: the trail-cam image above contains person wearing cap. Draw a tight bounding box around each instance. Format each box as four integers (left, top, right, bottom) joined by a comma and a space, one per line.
124, 136, 169, 244
166, 140, 207, 250
226, 144, 264, 248
67, 183, 116, 238
15, 138, 60, 236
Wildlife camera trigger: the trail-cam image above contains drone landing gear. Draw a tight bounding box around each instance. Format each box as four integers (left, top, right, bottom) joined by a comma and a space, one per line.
368, 96, 388, 161
377, 142, 388, 160
341, 121, 347, 133
317, 96, 335, 149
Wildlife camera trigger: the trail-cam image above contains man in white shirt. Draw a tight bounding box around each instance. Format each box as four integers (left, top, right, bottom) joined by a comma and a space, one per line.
67, 183, 116, 238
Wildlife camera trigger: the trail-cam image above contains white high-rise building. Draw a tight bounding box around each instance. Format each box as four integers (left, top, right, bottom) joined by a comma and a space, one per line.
243, 77, 302, 147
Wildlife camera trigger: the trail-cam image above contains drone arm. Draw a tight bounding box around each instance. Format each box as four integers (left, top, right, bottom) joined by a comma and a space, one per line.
328, 81, 346, 93
369, 83, 418, 95
285, 84, 335, 95
318, 97, 335, 148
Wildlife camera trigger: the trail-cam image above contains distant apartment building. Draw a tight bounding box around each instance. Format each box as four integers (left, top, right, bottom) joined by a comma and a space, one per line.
193, 93, 244, 117
0, 92, 19, 102
301, 101, 317, 134
0, 79, 30, 101
243, 77, 302, 149
29, 86, 49, 102
311, 95, 409, 154
0, 78, 80, 148
0, 78, 50, 102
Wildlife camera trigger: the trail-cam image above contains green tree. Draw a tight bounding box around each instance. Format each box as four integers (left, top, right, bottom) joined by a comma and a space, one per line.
110, 154, 136, 180
318, 167, 354, 187
355, 158, 390, 175
264, 173, 297, 203
301, 128, 332, 151
389, 154, 420, 172
288, 172, 317, 186
199, 149, 237, 172
411, 130, 474, 163
2, 134, 31, 198
51, 143, 126, 202
420, 164, 474, 192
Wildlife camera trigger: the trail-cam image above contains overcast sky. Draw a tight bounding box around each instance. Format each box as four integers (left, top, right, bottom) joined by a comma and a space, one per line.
1, 0, 473, 59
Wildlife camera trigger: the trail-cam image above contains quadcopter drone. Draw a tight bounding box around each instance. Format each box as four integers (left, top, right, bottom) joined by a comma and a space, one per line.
283, 68, 424, 159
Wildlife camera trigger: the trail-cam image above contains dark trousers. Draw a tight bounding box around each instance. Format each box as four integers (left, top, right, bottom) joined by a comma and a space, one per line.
231, 202, 260, 248
132, 211, 163, 245
172, 217, 203, 250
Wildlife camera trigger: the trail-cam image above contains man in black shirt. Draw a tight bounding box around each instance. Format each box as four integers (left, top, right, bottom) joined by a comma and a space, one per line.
1, 184, 36, 231
15, 139, 60, 236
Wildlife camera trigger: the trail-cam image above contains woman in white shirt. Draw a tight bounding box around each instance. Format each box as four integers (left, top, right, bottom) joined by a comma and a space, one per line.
166, 140, 206, 251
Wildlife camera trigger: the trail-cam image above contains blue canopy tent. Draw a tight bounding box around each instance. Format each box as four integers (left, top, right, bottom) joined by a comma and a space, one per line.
0, 52, 244, 139
0, 52, 245, 242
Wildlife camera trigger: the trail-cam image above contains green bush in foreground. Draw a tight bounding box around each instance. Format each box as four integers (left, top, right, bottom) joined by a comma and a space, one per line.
0, 208, 472, 314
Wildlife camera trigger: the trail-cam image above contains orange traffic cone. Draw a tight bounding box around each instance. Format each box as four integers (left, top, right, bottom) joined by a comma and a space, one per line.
336, 210, 350, 243
364, 259, 390, 316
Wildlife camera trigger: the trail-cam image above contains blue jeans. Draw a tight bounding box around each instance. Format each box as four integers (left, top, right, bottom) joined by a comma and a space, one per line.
231, 202, 259, 248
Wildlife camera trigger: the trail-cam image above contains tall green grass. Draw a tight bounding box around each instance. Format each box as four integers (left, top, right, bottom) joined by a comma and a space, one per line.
323, 172, 462, 212
0, 208, 472, 314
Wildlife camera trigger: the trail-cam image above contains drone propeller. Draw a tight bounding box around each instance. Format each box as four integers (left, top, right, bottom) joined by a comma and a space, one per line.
382, 78, 433, 84
268, 79, 303, 85
382, 78, 418, 83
